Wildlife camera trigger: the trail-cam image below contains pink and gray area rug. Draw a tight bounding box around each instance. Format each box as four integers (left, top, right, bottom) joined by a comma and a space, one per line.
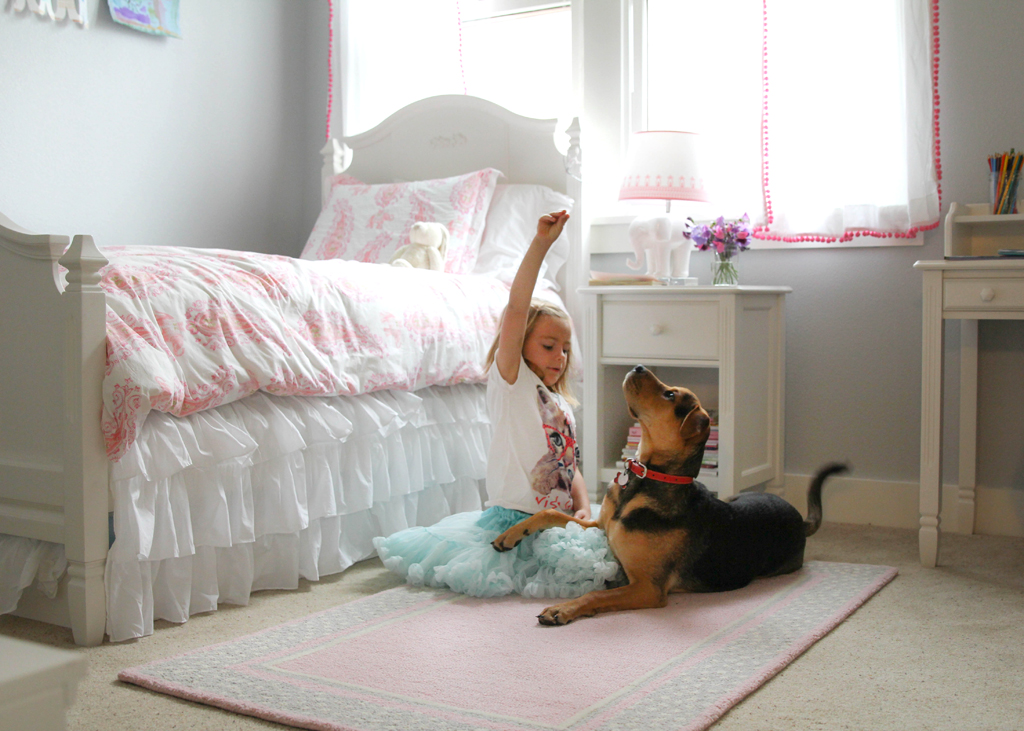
119, 560, 896, 731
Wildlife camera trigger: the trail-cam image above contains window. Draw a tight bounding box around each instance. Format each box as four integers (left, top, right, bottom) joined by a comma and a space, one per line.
334, 0, 571, 137
644, 0, 764, 226
634, 0, 940, 245
460, 2, 573, 122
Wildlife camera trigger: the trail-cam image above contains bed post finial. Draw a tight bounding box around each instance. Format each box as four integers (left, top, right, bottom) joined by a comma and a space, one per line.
562, 116, 586, 365
564, 117, 582, 182
320, 138, 353, 206
58, 234, 109, 646
59, 234, 107, 290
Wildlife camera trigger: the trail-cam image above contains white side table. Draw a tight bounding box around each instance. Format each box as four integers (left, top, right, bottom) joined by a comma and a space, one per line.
0, 636, 87, 731
579, 285, 790, 500
914, 257, 1024, 567
912, 203, 1024, 566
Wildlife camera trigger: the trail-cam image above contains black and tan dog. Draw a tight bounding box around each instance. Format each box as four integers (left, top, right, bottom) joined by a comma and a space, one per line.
492, 364, 847, 626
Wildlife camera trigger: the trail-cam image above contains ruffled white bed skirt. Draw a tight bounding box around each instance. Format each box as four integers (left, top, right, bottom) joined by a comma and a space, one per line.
2, 384, 491, 642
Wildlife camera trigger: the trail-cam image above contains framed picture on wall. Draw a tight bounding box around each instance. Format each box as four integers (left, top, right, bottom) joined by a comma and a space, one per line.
108, 0, 181, 38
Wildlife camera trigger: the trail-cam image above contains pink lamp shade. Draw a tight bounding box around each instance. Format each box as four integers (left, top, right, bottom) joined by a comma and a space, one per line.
618, 131, 709, 203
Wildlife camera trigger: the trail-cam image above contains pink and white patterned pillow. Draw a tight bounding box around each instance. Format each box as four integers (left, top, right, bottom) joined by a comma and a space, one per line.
300, 168, 502, 274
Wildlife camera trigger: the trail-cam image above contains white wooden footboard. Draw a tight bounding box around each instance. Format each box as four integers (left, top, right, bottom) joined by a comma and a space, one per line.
0, 213, 109, 646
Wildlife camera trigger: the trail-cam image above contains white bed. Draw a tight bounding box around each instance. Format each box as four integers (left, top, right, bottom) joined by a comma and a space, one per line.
0, 95, 584, 645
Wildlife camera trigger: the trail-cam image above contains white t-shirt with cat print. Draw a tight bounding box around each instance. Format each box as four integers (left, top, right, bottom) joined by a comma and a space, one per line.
485, 357, 579, 515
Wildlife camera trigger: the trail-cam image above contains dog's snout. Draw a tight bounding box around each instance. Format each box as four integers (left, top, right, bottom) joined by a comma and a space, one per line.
633, 365, 646, 374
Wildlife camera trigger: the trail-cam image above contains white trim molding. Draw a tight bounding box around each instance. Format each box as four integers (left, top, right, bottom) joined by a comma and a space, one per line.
781, 471, 1024, 539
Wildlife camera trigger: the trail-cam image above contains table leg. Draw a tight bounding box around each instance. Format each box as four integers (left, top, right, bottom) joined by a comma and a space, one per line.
957, 319, 978, 535
919, 271, 944, 567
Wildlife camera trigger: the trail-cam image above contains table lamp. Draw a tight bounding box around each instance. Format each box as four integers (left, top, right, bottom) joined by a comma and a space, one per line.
619, 131, 709, 284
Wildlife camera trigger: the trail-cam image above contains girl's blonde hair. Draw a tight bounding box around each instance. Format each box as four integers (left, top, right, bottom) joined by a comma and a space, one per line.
485, 299, 577, 406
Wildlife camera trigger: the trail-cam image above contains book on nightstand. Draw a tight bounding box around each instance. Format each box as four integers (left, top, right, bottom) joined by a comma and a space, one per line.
616, 422, 642, 470
589, 270, 660, 286
701, 410, 719, 476
615, 418, 720, 478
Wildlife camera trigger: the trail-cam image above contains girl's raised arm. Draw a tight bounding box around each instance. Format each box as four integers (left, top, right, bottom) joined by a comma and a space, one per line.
494, 211, 570, 384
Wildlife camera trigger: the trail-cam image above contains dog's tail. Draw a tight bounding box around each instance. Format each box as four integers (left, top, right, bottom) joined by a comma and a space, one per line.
804, 462, 849, 537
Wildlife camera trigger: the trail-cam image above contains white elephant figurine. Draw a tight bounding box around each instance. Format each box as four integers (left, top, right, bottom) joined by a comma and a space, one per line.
626, 215, 694, 281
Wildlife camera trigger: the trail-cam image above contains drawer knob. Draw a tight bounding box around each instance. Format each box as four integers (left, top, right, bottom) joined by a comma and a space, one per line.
649, 324, 664, 336
980, 287, 995, 302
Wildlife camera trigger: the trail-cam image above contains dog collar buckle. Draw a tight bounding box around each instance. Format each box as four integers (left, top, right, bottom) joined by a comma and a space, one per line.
624, 458, 694, 485
624, 458, 648, 480
628, 459, 648, 479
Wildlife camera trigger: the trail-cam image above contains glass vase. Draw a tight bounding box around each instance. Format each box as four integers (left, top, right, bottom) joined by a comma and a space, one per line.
711, 252, 739, 286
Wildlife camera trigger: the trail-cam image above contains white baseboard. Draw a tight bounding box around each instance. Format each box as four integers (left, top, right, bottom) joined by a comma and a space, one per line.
781, 471, 1024, 538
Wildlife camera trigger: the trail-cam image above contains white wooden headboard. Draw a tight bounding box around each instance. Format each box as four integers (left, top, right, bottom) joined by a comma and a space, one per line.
318, 95, 584, 326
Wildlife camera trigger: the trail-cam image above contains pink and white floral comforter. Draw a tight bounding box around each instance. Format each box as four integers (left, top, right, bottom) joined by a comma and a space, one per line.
100, 246, 510, 462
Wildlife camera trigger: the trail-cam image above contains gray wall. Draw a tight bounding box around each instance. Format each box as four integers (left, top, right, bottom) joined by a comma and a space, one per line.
939, 1, 1024, 494
766, 0, 1024, 491
0, 1, 327, 256
595, 0, 1024, 496
2, 1, 1021, 497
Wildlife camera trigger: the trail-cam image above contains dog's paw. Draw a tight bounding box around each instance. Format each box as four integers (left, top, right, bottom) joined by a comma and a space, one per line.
491, 527, 529, 552
537, 605, 574, 626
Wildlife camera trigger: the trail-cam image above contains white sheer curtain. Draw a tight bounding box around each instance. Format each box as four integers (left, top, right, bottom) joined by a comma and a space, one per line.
647, 0, 939, 245
759, 0, 939, 242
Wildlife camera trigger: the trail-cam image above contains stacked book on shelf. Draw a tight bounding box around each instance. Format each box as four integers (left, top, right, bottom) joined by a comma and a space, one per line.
615, 422, 642, 471
615, 414, 718, 478
701, 410, 719, 477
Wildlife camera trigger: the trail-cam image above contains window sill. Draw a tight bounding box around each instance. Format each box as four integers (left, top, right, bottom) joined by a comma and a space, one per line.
588, 216, 925, 254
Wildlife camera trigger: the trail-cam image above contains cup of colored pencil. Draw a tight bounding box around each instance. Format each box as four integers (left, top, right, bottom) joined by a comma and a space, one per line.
989, 150, 1022, 214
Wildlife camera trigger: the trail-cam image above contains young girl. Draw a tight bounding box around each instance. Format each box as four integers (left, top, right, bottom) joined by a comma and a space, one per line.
372, 211, 623, 598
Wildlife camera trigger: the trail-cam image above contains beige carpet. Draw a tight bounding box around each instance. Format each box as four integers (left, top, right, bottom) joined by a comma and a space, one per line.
2, 523, 1022, 731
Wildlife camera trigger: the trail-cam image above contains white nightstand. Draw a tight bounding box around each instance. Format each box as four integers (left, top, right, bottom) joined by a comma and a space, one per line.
579, 285, 791, 500
0, 636, 87, 731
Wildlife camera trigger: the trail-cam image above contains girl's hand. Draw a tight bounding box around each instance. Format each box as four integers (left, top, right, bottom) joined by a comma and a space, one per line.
570, 470, 590, 522
535, 210, 570, 249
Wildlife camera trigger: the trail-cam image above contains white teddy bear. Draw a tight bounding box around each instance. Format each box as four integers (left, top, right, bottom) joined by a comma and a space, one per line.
389, 222, 449, 272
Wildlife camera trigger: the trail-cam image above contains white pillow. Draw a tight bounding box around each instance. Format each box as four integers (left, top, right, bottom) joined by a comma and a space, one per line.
300, 168, 502, 274
473, 184, 575, 290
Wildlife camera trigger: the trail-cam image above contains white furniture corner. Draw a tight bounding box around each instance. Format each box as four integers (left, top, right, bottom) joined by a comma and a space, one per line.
0, 215, 108, 648
0, 636, 87, 731
580, 285, 790, 501
914, 201, 1024, 567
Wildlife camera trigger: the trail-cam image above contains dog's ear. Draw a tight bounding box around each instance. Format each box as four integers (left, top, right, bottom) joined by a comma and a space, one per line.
680, 406, 711, 444
677, 406, 710, 477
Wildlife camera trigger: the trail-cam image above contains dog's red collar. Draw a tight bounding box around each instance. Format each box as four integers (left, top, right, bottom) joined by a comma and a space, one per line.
615, 458, 694, 485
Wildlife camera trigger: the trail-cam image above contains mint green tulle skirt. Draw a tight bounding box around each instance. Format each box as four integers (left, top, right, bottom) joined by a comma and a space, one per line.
372, 506, 625, 599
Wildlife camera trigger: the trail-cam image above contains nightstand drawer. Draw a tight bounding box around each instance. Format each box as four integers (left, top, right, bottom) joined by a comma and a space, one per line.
602, 300, 719, 360
944, 278, 1024, 311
